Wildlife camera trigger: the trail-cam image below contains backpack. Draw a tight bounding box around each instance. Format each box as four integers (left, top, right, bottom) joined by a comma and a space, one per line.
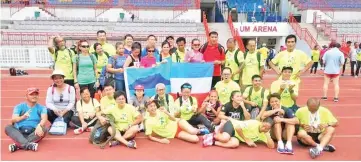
174, 51, 182, 63
155, 94, 169, 105
267, 49, 275, 60
80, 98, 94, 107
89, 114, 116, 149
99, 55, 117, 88
51, 84, 71, 95
94, 52, 110, 60
244, 51, 262, 70
225, 49, 241, 66
53, 48, 73, 70
9, 68, 16, 76
248, 87, 266, 105
199, 42, 225, 55
75, 53, 96, 76
179, 96, 194, 107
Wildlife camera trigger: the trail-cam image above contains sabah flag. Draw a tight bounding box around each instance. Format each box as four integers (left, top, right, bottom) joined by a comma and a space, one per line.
169, 63, 214, 107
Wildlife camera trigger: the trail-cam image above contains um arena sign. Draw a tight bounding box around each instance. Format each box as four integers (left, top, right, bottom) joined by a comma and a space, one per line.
234, 23, 291, 36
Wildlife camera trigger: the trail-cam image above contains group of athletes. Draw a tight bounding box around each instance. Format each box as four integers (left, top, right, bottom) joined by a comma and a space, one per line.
6, 31, 342, 159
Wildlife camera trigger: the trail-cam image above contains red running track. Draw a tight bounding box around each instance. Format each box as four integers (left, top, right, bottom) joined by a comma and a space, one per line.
1, 70, 361, 161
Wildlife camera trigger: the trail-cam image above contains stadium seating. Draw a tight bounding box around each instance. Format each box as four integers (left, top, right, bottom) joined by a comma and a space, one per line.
294, 0, 361, 9
330, 20, 361, 34
8, 17, 203, 34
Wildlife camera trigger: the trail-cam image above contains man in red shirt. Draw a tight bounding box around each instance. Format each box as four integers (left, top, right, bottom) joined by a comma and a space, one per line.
201, 31, 225, 88
340, 41, 352, 76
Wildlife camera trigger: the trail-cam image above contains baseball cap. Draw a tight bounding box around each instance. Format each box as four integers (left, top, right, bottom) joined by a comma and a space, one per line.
51, 69, 65, 79
27, 88, 39, 95
134, 85, 144, 90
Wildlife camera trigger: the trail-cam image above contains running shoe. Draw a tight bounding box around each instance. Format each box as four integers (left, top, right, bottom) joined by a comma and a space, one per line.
127, 140, 137, 149
333, 98, 339, 102
202, 133, 214, 147
26, 142, 38, 152
277, 142, 285, 154
109, 140, 120, 147
321, 97, 327, 101
199, 128, 210, 135
284, 148, 294, 155
323, 144, 336, 152
74, 128, 84, 135
85, 127, 94, 132
8, 143, 18, 153
309, 147, 321, 159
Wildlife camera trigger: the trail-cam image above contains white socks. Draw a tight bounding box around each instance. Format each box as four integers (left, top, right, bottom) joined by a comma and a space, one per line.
317, 144, 323, 152
278, 141, 284, 149
285, 141, 292, 150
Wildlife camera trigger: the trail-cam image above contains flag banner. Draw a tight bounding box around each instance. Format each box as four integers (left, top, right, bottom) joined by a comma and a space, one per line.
124, 62, 171, 100
170, 63, 214, 106
124, 62, 214, 106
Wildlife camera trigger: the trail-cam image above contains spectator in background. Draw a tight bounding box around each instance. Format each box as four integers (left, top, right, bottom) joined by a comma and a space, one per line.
141, 35, 160, 61
259, 43, 269, 66
89, 30, 116, 56
201, 31, 225, 88
356, 44, 361, 78
123, 34, 134, 55
124, 42, 142, 68
160, 41, 172, 63
184, 38, 204, 63
106, 42, 127, 92
310, 45, 320, 75
319, 45, 328, 70
322, 43, 345, 102
46, 70, 75, 126
350, 42, 359, 77
172, 37, 187, 63
5, 88, 47, 152
73, 40, 98, 98
339, 41, 351, 76
166, 36, 177, 54
48, 35, 75, 86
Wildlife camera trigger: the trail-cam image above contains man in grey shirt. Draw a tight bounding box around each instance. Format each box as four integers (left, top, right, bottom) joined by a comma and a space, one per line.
322, 43, 345, 102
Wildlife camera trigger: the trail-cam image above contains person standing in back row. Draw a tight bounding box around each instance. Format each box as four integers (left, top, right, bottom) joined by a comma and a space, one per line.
339, 41, 351, 76
201, 31, 225, 88
269, 34, 313, 84
89, 30, 116, 56
322, 43, 345, 102
48, 35, 75, 86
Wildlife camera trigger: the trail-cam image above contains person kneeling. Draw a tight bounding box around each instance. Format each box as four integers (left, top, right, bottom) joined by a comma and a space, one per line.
5, 88, 47, 152
261, 93, 299, 154
202, 118, 274, 149
103, 91, 143, 149
145, 100, 199, 144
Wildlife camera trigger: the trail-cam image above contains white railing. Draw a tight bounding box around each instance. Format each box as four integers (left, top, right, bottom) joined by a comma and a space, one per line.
0, 46, 53, 68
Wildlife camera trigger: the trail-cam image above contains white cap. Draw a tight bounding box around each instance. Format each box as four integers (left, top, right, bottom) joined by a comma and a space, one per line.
51, 69, 65, 79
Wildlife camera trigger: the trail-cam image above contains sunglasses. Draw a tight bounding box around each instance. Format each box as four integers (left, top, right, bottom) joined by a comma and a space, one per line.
193, 44, 200, 46
60, 94, 63, 102
148, 50, 155, 53
81, 45, 90, 48
181, 85, 192, 89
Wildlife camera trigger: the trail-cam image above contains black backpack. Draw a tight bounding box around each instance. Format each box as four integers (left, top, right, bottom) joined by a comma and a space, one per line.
94, 51, 110, 60
225, 48, 241, 66
89, 114, 116, 149
244, 51, 262, 70
155, 94, 169, 105
53, 48, 73, 70
247, 87, 266, 106
199, 42, 225, 55
179, 96, 194, 107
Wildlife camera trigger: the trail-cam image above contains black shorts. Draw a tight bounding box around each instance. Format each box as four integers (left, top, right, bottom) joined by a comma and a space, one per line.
222, 120, 235, 137
297, 132, 321, 146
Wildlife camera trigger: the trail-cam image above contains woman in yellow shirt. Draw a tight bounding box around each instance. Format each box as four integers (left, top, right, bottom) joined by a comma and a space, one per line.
145, 100, 199, 144
310, 45, 320, 75
174, 83, 215, 134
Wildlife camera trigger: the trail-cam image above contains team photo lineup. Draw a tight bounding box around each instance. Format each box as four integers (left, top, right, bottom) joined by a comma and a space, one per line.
2, 0, 361, 161
9, 30, 358, 159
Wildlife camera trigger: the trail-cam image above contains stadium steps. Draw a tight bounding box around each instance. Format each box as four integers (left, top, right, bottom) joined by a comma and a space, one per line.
208, 23, 233, 47
299, 23, 330, 46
